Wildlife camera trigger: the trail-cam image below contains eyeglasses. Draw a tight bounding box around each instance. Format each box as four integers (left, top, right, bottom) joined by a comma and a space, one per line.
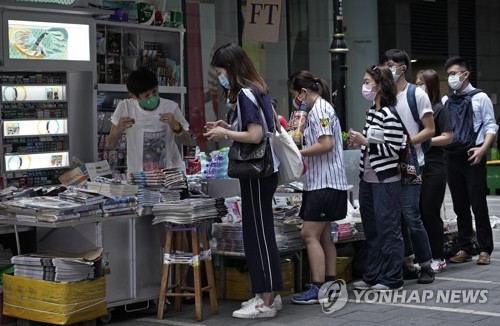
445, 71, 466, 78
385, 63, 403, 69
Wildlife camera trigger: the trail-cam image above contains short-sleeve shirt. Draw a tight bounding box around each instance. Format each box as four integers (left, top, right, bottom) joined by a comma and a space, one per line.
301, 98, 349, 191
231, 88, 279, 173
396, 86, 433, 166
110, 98, 189, 173
424, 103, 452, 176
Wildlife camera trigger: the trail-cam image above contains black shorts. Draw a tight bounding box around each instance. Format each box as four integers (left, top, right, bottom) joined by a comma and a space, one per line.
299, 188, 348, 222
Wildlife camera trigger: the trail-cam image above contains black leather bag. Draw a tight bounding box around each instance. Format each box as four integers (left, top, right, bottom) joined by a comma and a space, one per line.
227, 90, 274, 179
227, 138, 274, 179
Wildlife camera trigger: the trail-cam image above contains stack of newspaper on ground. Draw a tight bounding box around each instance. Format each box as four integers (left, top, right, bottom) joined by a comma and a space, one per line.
0, 196, 103, 222
11, 248, 102, 282
152, 198, 225, 225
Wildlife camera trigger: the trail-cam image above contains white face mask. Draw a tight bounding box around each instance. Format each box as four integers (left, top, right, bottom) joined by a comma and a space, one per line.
390, 66, 401, 82
418, 84, 427, 92
448, 73, 464, 90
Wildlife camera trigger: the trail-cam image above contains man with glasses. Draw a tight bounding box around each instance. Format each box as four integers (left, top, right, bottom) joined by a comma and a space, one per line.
382, 49, 436, 284
443, 56, 498, 265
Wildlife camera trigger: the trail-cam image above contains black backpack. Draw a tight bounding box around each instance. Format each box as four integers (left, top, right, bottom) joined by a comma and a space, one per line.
444, 89, 483, 154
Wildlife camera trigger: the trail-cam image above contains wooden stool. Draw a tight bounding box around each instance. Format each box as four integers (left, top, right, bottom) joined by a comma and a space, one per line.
157, 223, 218, 321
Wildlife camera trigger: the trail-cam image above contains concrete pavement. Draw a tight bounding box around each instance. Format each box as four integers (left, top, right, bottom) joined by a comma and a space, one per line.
104, 193, 500, 326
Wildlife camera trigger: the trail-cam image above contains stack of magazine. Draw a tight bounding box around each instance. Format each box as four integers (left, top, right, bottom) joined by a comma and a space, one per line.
11, 248, 102, 282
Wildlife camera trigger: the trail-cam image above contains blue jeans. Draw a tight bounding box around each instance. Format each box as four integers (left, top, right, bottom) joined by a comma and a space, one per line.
359, 180, 403, 288
400, 184, 432, 265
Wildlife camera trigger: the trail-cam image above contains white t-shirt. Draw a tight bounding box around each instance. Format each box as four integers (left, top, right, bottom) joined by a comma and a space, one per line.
111, 98, 189, 173
396, 86, 433, 166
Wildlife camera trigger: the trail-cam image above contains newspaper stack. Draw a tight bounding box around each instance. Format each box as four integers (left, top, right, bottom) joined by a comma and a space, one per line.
152, 198, 220, 224
11, 248, 102, 282
86, 180, 138, 198
0, 196, 103, 222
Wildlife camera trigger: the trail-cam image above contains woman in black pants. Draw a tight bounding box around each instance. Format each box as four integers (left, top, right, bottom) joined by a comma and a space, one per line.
204, 43, 282, 319
415, 70, 453, 272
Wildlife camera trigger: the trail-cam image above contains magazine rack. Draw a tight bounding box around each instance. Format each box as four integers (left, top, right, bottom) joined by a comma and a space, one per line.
157, 222, 218, 321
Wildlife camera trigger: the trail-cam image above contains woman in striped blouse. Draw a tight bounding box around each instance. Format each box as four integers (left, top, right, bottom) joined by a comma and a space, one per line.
348, 65, 406, 292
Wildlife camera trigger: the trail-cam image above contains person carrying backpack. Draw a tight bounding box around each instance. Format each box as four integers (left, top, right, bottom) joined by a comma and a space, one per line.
442, 56, 498, 265
382, 49, 435, 284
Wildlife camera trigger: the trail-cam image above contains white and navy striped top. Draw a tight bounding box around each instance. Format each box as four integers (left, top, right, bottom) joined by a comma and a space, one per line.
358, 106, 405, 180
302, 98, 349, 191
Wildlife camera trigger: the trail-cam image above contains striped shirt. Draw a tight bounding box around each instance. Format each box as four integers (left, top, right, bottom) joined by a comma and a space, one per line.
302, 98, 349, 191
358, 106, 405, 180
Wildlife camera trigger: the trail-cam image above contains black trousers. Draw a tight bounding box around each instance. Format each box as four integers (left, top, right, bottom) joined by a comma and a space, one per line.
420, 173, 447, 259
239, 172, 283, 294
447, 153, 493, 255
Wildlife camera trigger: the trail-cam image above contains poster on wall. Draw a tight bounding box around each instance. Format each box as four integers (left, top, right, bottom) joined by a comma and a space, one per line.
7, 20, 90, 61
243, 0, 282, 43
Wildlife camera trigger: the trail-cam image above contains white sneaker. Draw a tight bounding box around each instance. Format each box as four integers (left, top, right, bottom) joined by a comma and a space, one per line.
431, 259, 447, 273
241, 294, 282, 311
232, 304, 277, 319
413, 263, 421, 271
353, 280, 372, 290
371, 283, 403, 292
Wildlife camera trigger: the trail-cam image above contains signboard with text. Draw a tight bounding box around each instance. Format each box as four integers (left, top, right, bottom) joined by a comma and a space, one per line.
243, 0, 282, 43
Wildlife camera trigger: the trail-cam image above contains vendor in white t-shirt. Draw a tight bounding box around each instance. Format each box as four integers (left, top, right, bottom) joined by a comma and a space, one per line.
107, 68, 191, 173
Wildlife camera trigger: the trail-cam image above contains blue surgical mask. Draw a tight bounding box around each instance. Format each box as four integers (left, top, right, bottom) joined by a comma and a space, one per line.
218, 74, 231, 89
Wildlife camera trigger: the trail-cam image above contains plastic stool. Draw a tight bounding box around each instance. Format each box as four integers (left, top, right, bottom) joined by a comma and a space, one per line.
157, 223, 218, 321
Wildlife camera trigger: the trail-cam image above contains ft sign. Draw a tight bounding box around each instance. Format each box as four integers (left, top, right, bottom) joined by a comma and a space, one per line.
243, 0, 282, 43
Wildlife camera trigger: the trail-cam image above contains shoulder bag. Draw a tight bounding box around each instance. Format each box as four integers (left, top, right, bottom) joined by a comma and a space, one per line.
227, 91, 274, 179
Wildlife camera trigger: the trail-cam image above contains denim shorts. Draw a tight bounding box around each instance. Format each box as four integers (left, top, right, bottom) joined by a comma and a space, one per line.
299, 188, 347, 221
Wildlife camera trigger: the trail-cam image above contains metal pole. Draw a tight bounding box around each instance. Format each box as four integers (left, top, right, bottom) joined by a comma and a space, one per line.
329, 0, 349, 131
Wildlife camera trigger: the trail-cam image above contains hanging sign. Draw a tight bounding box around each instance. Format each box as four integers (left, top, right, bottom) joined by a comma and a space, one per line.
243, 0, 282, 43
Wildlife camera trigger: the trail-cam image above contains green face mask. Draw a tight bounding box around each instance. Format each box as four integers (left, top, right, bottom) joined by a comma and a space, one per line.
138, 94, 160, 110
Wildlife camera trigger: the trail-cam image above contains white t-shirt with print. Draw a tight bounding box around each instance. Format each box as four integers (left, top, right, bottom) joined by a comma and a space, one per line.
395, 86, 433, 166
111, 98, 189, 173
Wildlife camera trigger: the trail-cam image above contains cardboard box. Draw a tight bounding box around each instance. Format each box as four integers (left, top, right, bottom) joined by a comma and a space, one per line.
216, 259, 294, 300
336, 256, 353, 283
0, 293, 16, 325
2, 275, 106, 325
